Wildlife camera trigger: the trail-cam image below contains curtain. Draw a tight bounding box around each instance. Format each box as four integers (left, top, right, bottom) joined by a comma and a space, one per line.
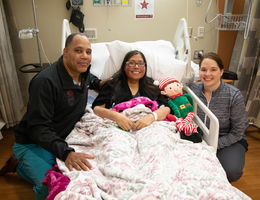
0, 0, 24, 129
229, 0, 260, 127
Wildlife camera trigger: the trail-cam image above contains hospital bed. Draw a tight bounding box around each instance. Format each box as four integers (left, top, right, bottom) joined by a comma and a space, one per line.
44, 18, 250, 200
62, 18, 219, 152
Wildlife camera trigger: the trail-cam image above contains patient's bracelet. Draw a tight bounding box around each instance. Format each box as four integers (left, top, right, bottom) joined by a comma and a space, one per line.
152, 112, 158, 121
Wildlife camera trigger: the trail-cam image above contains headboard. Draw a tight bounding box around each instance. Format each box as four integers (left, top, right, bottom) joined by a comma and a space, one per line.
61, 19, 71, 54
173, 18, 191, 63
172, 18, 193, 83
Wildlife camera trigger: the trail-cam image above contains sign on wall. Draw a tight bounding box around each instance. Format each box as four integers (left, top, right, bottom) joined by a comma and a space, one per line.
135, 0, 154, 19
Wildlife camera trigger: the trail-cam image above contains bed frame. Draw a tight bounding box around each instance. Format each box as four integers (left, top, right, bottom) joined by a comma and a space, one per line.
172, 18, 219, 151
61, 18, 219, 152
185, 86, 219, 151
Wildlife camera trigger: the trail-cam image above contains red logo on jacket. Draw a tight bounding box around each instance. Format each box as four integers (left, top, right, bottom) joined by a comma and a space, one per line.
66, 90, 75, 106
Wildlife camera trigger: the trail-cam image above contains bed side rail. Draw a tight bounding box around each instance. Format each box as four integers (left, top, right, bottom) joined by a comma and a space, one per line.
173, 18, 194, 84
61, 19, 71, 54
173, 18, 190, 63
184, 86, 219, 152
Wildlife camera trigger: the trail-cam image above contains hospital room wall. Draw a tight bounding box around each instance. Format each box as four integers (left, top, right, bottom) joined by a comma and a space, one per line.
5, 0, 218, 63
4, 0, 218, 101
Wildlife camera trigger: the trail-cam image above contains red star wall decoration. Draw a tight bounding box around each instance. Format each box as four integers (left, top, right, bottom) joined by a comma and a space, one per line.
141, 0, 149, 9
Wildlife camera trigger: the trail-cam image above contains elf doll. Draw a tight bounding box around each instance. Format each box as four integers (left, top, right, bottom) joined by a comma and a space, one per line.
155, 77, 202, 143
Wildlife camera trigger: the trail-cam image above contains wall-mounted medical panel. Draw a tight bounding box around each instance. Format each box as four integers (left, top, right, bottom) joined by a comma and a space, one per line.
93, 0, 131, 6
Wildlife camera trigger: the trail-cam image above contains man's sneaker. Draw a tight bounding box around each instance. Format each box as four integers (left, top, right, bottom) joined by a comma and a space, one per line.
0, 154, 19, 176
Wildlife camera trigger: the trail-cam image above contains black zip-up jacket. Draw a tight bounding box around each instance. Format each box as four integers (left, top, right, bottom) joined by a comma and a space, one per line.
15, 57, 91, 161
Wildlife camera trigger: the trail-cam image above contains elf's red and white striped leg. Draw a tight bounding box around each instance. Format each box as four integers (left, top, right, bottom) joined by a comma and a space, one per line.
182, 112, 195, 124
181, 123, 198, 136
177, 112, 195, 133
176, 117, 184, 131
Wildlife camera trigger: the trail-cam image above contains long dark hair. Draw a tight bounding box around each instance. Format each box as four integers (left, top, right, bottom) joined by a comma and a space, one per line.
109, 50, 160, 100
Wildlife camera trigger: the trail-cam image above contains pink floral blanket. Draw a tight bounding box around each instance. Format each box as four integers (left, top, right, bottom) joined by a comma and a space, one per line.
55, 105, 250, 200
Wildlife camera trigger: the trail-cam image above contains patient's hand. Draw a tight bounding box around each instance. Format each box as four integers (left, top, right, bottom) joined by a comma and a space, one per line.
65, 151, 94, 171
115, 113, 134, 131
133, 113, 154, 130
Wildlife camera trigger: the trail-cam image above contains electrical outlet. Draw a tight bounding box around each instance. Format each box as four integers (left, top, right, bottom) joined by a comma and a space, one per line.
197, 26, 205, 38
194, 50, 204, 59
84, 28, 97, 40
196, 0, 203, 6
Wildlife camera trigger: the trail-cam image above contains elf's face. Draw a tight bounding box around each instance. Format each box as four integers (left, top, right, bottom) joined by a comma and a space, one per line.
162, 81, 183, 97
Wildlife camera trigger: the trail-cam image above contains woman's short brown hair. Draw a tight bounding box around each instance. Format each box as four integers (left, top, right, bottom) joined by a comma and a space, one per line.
199, 52, 224, 70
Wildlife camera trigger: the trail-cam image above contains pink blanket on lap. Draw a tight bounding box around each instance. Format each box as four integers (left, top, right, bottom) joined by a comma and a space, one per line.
112, 96, 158, 112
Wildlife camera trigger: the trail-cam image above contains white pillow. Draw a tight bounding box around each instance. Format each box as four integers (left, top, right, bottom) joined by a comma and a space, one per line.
90, 42, 109, 79
101, 40, 187, 81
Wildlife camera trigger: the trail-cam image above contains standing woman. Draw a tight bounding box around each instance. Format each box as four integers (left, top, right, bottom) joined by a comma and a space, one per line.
190, 52, 248, 182
92, 50, 170, 131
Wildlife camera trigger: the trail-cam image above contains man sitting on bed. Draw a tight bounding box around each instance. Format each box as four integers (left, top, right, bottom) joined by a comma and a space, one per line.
0, 33, 96, 200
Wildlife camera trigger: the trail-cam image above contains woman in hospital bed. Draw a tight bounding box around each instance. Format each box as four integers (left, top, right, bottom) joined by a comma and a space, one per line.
92, 50, 170, 130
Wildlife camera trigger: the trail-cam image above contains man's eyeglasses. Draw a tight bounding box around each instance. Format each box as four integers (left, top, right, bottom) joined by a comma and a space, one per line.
126, 61, 145, 68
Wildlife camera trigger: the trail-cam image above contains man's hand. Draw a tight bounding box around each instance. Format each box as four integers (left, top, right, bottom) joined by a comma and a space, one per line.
65, 151, 94, 171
